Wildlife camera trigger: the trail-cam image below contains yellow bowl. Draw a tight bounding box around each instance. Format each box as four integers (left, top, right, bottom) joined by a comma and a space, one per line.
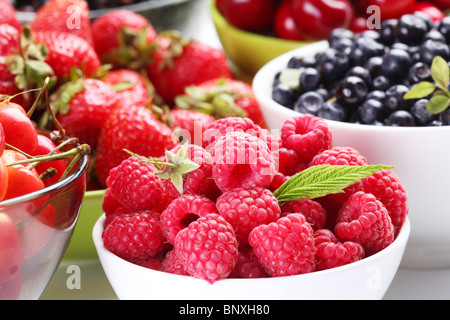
210, 0, 314, 76
62, 189, 105, 261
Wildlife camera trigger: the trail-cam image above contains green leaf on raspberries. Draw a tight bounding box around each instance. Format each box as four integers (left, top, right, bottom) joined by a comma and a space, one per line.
273, 164, 395, 203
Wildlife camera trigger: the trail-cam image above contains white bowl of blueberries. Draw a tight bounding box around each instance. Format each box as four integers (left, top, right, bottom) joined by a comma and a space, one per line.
253, 12, 450, 269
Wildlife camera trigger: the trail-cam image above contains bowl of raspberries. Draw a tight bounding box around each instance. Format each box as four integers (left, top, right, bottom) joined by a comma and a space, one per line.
93, 114, 410, 300
252, 12, 450, 269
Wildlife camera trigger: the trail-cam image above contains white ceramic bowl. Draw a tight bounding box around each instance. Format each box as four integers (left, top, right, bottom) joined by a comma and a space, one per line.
93, 214, 410, 300
252, 41, 450, 269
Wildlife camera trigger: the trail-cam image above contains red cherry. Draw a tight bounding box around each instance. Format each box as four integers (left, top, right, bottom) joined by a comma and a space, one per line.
424, 0, 450, 9
31, 134, 67, 187
291, 0, 355, 40
0, 102, 38, 154
0, 123, 4, 157
0, 156, 7, 202
0, 213, 23, 285
222, 0, 277, 33
414, 2, 445, 22
274, 0, 305, 41
353, 0, 417, 21
351, 15, 370, 34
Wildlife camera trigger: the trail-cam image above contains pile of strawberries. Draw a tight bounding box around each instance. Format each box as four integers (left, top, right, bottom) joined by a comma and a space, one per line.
0, 0, 267, 189
101, 113, 409, 283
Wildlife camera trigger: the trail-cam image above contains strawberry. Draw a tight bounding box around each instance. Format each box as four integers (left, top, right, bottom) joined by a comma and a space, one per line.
30, 0, 94, 46
104, 69, 153, 109
175, 77, 268, 128
33, 30, 101, 81
0, 25, 55, 110
0, 0, 21, 31
94, 105, 178, 187
91, 9, 158, 69
145, 33, 231, 105
47, 78, 119, 149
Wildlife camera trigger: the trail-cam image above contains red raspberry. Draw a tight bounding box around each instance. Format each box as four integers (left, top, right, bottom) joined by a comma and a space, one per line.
335, 191, 394, 255
268, 172, 289, 192
106, 156, 164, 211
314, 228, 365, 271
135, 256, 164, 271
212, 132, 276, 192
174, 213, 238, 283
102, 211, 167, 262
280, 199, 327, 231
202, 116, 261, 151
280, 114, 333, 163
248, 213, 316, 277
228, 248, 268, 278
362, 169, 408, 229
161, 249, 190, 276
277, 147, 308, 176
102, 188, 123, 217
216, 187, 280, 246
169, 144, 221, 201
160, 194, 218, 245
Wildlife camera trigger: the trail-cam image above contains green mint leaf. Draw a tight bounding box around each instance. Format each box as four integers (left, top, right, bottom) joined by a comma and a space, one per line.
431, 55, 450, 91
427, 94, 450, 114
279, 68, 301, 90
403, 81, 436, 99
273, 164, 395, 203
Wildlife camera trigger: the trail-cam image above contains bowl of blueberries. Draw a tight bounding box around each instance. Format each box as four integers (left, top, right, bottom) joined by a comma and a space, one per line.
253, 12, 450, 269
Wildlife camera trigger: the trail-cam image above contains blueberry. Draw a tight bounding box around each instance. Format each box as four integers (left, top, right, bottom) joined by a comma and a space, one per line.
315, 48, 351, 85
328, 28, 355, 42
272, 83, 299, 109
363, 56, 383, 78
381, 48, 413, 82
294, 91, 324, 115
379, 19, 398, 46
420, 39, 450, 65
287, 55, 316, 69
372, 75, 392, 91
396, 14, 428, 46
329, 37, 354, 53
318, 101, 348, 122
414, 11, 433, 31
440, 108, 450, 125
384, 84, 410, 113
345, 66, 372, 87
300, 67, 321, 92
366, 90, 387, 102
408, 62, 432, 84
437, 16, 450, 43
410, 99, 439, 126
335, 76, 368, 107
423, 29, 446, 43
385, 110, 416, 126
358, 99, 386, 124
349, 35, 385, 66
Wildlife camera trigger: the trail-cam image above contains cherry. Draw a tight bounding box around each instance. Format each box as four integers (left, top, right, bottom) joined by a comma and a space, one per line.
0, 102, 38, 154
274, 0, 305, 41
414, 2, 445, 23
291, 0, 355, 40
0, 156, 7, 202
0, 213, 23, 285
353, 0, 417, 21
31, 134, 67, 187
0, 123, 4, 157
222, 0, 277, 33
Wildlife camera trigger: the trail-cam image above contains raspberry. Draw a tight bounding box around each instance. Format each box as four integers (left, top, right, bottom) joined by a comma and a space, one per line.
309, 146, 368, 217
161, 249, 190, 276
102, 187, 123, 217
202, 116, 261, 151
102, 211, 167, 262
228, 248, 268, 278
277, 147, 308, 176
248, 213, 316, 277
216, 187, 280, 246
169, 144, 221, 201
160, 194, 218, 245
314, 229, 365, 271
212, 132, 276, 192
174, 213, 238, 283
362, 169, 408, 229
106, 156, 164, 211
268, 172, 289, 192
335, 191, 394, 255
135, 256, 164, 271
280, 114, 333, 163
280, 199, 327, 231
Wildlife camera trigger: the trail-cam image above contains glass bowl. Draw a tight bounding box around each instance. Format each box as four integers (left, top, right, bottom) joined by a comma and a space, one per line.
0, 132, 89, 300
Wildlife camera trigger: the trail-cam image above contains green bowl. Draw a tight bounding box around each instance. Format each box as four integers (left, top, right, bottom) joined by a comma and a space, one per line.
210, 0, 314, 76
62, 189, 105, 261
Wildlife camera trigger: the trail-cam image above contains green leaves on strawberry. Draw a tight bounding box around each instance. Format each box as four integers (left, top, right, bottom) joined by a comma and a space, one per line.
404, 55, 450, 114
